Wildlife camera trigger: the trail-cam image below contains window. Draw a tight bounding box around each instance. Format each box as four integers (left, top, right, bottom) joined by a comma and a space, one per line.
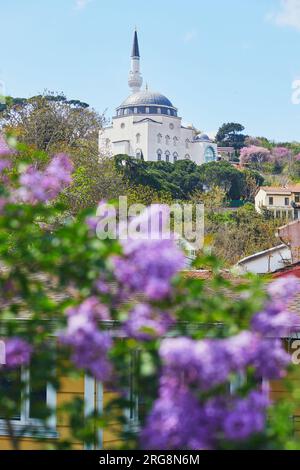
165, 151, 170, 163
157, 133, 162, 144
157, 108, 161, 114
136, 149, 142, 159
285, 197, 290, 206
169, 123, 174, 130
125, 350, 146, 429
185, 139, 190, 149
105, 138, 110, 147
136, 133, 141, 144
167, 109, 171, 115
269, 196, 274, 206
173, 152, 178, 163
145, 107, 150, 114
157, 149, 162, 161
165, 135, 170, 146
120, 123, 125, 129
204, 146, 216, 163
185, 154, 191, 160
0, 360, 56, 436
173, 136, 178, 146
134, 107, 138, 114
295, 193, 300, 203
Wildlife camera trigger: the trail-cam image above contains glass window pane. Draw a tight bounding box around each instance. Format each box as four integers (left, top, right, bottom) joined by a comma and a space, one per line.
0, 369, 22, 420
29, 358, 48, 420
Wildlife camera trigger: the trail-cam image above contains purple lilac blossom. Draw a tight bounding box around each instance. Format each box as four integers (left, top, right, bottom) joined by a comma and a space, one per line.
16, 153, 73, 204
61, 297, 112, 381
141, 380, 212, 450
61, 319, 112, 381
253, 338, 290, 379
124, 303, 174, 341
113, 238, 184, 301
4, 338, 33, 368
223, 391, 268, 441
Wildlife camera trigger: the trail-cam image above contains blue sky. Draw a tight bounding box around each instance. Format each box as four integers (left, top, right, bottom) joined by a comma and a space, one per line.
1, 0, 300, 141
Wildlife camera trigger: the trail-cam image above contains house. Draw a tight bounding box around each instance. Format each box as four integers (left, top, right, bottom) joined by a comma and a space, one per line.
217, 146, 235, 161
255, 185, 300, 219
236, 244, 292, 275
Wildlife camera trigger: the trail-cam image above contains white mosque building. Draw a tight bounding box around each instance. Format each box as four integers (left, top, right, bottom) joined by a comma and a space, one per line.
99, 31, 218, 165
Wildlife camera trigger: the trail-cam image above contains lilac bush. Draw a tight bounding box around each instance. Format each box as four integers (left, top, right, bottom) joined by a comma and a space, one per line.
0, 134, 300, 450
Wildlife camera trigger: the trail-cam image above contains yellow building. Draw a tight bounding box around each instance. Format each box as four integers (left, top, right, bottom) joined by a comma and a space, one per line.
255, 185, 300, 219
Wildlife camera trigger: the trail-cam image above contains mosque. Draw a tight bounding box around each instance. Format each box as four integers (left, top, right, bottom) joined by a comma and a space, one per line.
99, 30, 218, 165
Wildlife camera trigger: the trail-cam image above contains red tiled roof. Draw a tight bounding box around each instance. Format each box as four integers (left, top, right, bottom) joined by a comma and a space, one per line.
258, 185, 300, 194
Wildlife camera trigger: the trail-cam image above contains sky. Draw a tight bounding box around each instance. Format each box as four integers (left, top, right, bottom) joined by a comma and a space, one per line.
0, 0, 300, 142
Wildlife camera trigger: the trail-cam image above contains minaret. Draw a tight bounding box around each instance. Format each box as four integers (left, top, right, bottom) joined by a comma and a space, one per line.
128, 29, 143, 93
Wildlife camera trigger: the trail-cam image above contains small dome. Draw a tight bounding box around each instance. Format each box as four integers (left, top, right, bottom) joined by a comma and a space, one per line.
120, 91, 174, 108
197, 133, 211, 141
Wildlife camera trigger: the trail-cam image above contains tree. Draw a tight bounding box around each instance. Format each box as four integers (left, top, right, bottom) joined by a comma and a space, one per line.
216, 122, 246, 151
198, 161, 244, 200
240, 145, 271, 169
0, 92, 105, 152
241, 169, 264, 202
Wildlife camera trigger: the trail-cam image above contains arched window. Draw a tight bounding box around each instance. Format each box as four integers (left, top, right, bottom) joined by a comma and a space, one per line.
136, 148, 142, 159
105, 138, 110, 147
165, 135, 170, 146
173, 136, 178, 146
136, 133, 141, 144
157, 149, 162, 161
185, 139, 190, 149
165, 150, 170, 163
157, 133, 162, 144
204, 146, 216, 163
185, 154, 191, 160
173, 152, 178, 163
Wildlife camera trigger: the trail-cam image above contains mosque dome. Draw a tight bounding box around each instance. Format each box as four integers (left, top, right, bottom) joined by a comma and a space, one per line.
197, 133, 211, 141
117, 90, 177, 117
120, 91, 174, 108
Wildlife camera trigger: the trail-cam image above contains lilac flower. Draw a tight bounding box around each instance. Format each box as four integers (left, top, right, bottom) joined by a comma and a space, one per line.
113, 238, 184, 301
160, 333, 259, 390
267, 276, 300, 305
253, 338, 290, 379
67, 297, 110, 322
252, 310, 300, 336
0, 159, 11, 173
16, 153, 73, 204
61, 318, 112, 381
222, 331, 259, 370
141, 381, 211, 450
5, 338, 33, 369
223, 391, 268, 441
61, 297, 112, 380
124, 303, 174, 341
160, 337, 230, 389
